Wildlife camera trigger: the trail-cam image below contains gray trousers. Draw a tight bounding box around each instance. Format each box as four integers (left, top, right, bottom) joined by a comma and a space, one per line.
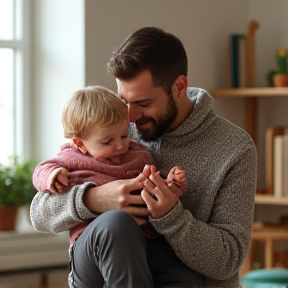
68, 210, 203, 288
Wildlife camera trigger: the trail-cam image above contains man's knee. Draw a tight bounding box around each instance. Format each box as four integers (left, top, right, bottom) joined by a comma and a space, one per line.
91, 210, 139, 238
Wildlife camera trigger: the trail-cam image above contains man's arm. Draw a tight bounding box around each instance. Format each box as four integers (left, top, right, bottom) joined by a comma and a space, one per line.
30, 177, 150, 233
146, 145, 257, 280
30, 182, 98, 233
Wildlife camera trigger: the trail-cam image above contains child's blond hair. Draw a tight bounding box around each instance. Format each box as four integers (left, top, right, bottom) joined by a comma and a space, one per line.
62, 85, 128, 139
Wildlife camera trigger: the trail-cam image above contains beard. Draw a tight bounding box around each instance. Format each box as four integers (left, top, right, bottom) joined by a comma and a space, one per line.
135, 96, 178, 141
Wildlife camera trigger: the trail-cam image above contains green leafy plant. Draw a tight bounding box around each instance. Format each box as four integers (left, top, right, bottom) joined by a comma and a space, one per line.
0, 156, 37, 207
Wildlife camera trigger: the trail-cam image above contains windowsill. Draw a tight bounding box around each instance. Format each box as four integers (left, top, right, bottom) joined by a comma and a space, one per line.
0, 207, 69, 272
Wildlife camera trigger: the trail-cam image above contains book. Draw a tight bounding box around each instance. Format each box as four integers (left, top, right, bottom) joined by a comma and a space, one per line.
238, 36, 247, 87
266, 126, 286, 195
283, 134, 288, 196
274, 135, 285, 197
230, 34, 246, 88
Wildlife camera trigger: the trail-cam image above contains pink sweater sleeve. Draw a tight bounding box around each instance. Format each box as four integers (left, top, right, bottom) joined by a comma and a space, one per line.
33, 157, 68, 192
32, 143, 75, 192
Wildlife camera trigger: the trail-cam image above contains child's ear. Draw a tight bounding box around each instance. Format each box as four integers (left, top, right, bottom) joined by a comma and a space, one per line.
72, 136, 88, 154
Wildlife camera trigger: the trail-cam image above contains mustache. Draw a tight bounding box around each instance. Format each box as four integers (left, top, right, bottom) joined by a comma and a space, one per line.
135, 117, 154, 126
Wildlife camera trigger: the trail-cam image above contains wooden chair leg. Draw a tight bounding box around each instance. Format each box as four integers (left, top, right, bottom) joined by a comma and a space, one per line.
265, 238, 273, 269
40, 272, 49, 288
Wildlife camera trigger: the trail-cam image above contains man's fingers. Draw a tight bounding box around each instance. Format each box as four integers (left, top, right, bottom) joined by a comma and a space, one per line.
124, 205, 149, 218
129, 194, 147, 205
131, 215, 148, 226
141, 189, 157, 210
148, 172, 167, 192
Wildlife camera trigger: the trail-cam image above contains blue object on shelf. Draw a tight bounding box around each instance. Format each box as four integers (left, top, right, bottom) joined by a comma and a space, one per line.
242, 268, 288, 288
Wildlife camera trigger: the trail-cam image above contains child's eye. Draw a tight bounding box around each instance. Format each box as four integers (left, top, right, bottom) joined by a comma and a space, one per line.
121, 135, 128, 139
102, 140, 112, 145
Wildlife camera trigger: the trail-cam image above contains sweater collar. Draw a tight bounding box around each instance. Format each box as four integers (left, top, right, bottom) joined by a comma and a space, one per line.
164, 87, 216, 138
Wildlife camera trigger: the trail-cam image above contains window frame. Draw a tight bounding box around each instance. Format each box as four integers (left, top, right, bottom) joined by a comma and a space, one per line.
0, 0, 31, 161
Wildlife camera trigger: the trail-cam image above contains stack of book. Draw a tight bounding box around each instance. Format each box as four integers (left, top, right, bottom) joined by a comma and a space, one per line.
266, 126, 288, 197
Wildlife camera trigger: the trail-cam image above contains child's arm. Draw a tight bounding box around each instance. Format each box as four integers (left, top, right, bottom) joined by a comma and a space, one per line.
46, 168, 69, 193
33, 161, 69, 193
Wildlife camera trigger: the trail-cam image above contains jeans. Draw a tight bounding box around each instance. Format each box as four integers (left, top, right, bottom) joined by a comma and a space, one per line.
68, 210, 203, 288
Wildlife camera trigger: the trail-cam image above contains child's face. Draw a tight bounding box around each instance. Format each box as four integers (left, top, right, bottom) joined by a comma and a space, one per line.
81, 119, 130, 159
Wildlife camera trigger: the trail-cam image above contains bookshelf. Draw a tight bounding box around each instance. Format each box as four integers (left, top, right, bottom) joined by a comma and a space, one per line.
210, 87, 288, 97
210, 86, 288, 198
209, 87, 288, 273
255, 194, 288, 206
210, 87, 288, 144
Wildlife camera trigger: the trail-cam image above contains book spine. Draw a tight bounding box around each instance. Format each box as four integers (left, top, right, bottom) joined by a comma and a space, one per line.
230, 34, 246, 88
274, 135, 284, 197
265, 126, 286, 195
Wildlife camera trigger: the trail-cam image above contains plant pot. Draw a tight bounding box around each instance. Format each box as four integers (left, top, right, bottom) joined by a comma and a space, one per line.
0, 206, 18, 231
273, 74, 288, 87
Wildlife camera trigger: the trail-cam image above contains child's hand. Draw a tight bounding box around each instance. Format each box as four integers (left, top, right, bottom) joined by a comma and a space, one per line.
46, 168, 69, 193
166, 166, 187, 196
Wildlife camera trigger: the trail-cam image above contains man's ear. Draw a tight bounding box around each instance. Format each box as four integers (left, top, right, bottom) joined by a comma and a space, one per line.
173, 75, 188, 99
72, 136, 88, 154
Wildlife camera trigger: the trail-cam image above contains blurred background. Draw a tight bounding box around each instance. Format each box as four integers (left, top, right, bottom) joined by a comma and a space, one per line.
1, 0, 288, 287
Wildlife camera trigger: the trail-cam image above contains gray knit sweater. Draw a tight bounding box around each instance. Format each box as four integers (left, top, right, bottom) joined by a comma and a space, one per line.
30, 87, 257, 288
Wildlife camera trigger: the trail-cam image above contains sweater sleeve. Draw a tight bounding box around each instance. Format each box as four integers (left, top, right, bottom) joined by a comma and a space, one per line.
149, 144, 257, 280
30, 182, 99, 233
32, 143, 75, 192
32, 161, 65, 192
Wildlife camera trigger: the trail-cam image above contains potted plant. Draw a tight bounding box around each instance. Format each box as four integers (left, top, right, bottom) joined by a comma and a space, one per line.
0, 156, 37, 231
272, 49, 288, 87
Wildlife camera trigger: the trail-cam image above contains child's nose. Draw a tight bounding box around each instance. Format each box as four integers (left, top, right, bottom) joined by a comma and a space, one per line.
116, 142, 124, 151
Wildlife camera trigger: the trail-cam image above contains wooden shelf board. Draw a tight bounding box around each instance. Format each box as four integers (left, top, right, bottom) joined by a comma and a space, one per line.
209, 87, 288, 97
255, 194, 288, 206
252, 225, 288, 240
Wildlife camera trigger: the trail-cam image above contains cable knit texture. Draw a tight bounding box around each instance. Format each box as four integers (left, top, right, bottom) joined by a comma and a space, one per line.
30, 88, 257, 288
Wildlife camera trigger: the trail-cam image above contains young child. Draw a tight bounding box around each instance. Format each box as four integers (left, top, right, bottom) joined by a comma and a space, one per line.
32, 85, 187, 243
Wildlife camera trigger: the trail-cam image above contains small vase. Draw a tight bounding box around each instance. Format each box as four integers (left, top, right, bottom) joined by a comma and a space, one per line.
0, 206, 18, 231
273, 74, 288, 87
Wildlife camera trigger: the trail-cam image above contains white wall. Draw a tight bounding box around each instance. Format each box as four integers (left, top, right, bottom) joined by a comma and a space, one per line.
31, 0, 85, 161
85, 0, 249, 90
31, 0, 288, 188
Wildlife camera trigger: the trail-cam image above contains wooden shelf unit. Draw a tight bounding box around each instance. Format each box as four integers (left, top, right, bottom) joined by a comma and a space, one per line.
255, 194, 288, 206
210, 87, 288, 97
210, 87, 288, 145
210, 87, 288, 273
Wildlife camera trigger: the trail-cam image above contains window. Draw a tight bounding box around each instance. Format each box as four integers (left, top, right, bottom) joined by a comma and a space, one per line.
0, 0, 30, 164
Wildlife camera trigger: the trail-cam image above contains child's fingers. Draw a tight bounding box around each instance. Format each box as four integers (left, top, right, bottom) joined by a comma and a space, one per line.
57, 172, 69, 186
55, 181, 66, 192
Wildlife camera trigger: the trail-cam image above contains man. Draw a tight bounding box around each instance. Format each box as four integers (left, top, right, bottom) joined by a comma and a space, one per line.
31, 27, 257, 288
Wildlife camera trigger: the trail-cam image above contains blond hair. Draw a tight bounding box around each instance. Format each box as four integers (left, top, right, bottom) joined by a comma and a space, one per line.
62, 85, 128, 138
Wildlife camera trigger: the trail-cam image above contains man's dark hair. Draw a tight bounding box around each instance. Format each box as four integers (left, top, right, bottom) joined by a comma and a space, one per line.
107, 27, 188, 95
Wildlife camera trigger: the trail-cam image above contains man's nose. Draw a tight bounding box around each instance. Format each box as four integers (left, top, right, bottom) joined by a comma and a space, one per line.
128, 105, 142, 122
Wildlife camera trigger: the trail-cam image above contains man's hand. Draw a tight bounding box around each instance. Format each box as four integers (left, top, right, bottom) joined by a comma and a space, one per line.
141, 166, 179, 219
83, 177, 150, 226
